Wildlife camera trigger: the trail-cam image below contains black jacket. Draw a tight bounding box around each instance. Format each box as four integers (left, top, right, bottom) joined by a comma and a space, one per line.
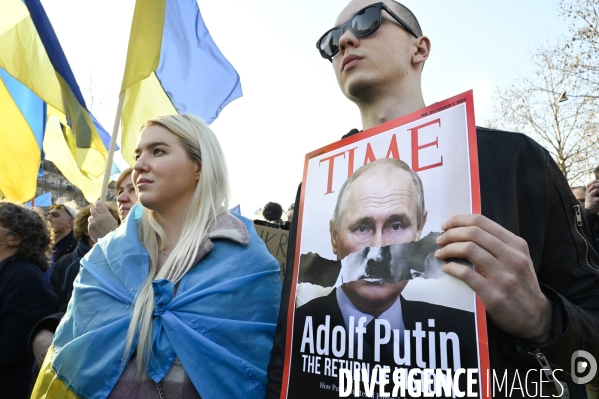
0, 256, 57, 399
50, 239, 91, 312
583, 208, 599, 255
266, 127, 599, 398
52, 230, 77, 264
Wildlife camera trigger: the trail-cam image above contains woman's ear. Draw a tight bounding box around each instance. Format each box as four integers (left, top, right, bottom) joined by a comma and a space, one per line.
6, 234, 20, 247
195, 161, 201, 182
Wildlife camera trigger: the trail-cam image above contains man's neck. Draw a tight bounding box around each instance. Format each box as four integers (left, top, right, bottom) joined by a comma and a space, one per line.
358, 86, 426, 130
55, 229, 70, 243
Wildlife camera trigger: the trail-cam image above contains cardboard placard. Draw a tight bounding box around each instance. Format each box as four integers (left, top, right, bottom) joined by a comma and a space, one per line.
255, 223, 289, 278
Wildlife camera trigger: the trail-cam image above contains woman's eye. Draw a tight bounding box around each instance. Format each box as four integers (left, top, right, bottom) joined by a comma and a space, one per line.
134, 154, 140, 161
154, 148, 165, 155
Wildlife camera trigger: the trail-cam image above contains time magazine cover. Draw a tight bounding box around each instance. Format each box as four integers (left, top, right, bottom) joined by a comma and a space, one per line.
281, 91, 490, 399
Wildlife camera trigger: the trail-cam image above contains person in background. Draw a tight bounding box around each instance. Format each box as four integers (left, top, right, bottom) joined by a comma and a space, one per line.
0, 201, 56, 398
46, 203, 78, 263
32, 114, 281, 399
286, 203, 294, 223
30, 169, 137, 370
584, 167, 599, 254
88, 167, 137, 242
571, 185, 587, 209
262, 202, 284, 225
50, 203, 120, 311
115, 167, 136, 221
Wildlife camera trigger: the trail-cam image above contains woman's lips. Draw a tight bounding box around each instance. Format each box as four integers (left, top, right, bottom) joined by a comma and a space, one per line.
136, 178, 152, 188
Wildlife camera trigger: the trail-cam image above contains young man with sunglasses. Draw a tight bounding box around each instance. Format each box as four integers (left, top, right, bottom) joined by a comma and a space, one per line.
267, 1, 599, 397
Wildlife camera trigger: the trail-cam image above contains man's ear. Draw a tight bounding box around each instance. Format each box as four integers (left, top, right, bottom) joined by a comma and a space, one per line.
416, 210, 428, 240
329, 218, 338, 255
412, 36, 431, 69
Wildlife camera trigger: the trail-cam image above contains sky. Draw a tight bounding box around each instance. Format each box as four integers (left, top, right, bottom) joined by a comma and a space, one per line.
41, 0, 570, 218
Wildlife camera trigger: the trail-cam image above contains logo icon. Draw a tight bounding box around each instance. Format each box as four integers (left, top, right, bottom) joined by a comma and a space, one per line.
571, 350, 597, 384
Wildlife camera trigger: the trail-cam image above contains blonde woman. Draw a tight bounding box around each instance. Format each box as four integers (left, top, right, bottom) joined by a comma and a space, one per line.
33, 115, 282, 399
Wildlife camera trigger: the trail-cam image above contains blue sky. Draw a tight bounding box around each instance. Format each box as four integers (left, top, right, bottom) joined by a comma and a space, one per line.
43, 0, 571, 215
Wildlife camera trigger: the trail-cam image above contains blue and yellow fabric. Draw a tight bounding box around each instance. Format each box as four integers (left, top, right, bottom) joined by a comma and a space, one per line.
32, 205, 281, 399
0, 0, 109, 202
0, 66, 45, 202
120, 0, 243, 166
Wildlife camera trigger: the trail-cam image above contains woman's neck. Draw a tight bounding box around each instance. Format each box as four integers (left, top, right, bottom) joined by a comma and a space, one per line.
154, 212, 184, 253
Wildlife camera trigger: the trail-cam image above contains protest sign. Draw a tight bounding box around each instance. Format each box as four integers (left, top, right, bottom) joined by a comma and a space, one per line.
255, 222, 289, 279
281, 91, 489, 398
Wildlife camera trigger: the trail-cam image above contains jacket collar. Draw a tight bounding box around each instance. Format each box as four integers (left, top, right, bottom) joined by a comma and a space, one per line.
134, 208, 249, 265
193, 211, 249, 265
0, 255, 15, 275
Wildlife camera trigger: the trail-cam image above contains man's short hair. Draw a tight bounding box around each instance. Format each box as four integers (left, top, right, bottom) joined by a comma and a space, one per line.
594, 164, 599, 180
262, 202, 284, 222
571, 186, 586, 192
49, 203, 78, 220
347, 0, 422, 37
388, 1, 422, 37
331, 158, 426, 234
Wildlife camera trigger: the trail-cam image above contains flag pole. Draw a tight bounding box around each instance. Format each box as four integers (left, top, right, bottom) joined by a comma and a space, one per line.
100, 92, 125, 201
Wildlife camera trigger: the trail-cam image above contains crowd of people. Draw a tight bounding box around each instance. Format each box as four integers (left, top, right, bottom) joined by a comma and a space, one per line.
1, 1, 598, 399
571, 165, 599, 255
255, 201, 294, 230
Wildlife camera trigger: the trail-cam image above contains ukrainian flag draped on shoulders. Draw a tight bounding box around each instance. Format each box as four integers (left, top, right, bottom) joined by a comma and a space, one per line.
32, 205, 281, 399
0, 0, 110, 202
120, 0, 242, 166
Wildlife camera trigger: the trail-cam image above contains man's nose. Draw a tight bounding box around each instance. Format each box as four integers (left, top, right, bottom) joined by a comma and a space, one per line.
368, 230, 386, 248
365, 246, 390, 263
338, 26, 359, 56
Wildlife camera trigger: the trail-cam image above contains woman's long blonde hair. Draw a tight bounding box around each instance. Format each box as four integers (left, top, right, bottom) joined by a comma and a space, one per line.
123, 114, 230, 373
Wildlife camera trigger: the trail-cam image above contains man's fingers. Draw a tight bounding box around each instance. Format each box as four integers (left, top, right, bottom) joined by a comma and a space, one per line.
436, 225, 505, 259
441, 261, 489, 295
442, 214, 527, 250
585, 180, 598, 190
92, 201, 109, 214
436, 241, 497, 277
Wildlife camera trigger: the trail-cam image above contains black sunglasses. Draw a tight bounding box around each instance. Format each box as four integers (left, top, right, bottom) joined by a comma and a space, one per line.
316, 2, 418, 61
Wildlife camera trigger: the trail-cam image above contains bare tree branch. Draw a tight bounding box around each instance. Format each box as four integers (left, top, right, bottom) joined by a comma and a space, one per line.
486, 40, 599, 184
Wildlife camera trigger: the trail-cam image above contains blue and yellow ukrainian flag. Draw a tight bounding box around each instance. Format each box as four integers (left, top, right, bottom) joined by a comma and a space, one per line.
0, 0, 109, 203
0, 66, 45, 202
120, 0, 242, 166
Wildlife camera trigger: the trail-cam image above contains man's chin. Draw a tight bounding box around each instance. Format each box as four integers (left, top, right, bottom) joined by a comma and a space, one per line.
343, 76, 380, 101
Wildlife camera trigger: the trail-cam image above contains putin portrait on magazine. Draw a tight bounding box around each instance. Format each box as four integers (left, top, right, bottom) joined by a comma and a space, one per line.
289, 159, 478, 398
